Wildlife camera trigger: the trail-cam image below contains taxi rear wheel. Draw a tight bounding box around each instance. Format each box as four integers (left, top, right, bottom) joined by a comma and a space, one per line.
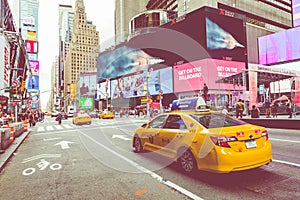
178, 149, 197, 173
134, 136, 143, 153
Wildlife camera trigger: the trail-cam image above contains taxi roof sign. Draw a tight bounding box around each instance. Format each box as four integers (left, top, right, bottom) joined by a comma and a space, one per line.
171, 97, 207, 111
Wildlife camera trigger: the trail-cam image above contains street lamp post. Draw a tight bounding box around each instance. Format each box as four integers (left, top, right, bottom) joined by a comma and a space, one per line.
146, 68, 153, 118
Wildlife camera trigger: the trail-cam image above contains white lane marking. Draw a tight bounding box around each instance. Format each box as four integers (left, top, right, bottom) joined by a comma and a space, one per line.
43, 137, 62, 141
46, 126, 54, 131
37, 127, 45, 132
22, 154, 62, 163
79, 131, 204, 200
62, 124, 73, 129
270, 138, 300, 144
273, 159, 300, 168
54, 125, 64, 130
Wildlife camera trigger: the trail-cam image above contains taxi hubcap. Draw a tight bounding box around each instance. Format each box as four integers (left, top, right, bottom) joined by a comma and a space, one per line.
135, 138, 141, 152
180, 151, 194, 172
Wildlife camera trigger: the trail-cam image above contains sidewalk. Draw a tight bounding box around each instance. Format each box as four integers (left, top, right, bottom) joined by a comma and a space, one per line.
0, 129, 31, 173
241, 114, 300, 130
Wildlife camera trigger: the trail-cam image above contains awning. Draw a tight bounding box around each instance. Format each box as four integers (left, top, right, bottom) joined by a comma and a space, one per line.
215, 68, 296, 86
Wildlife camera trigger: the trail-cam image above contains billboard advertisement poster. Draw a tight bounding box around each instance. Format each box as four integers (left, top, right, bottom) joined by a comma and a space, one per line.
79, 97, 94, 109
29, 60, 39, 75
28, 53, 37, 60
27, 75, 39, 93
258, 26, 300, 64
173, 58, 245, 93
25, 40, 38, 53
97, 45, 158, 80
80, 72, 97, 99
110, 67, 173, 99
98, 80, 111, 100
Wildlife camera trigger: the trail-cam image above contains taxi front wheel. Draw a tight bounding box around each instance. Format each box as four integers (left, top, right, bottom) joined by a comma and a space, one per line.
178, 150, 197, 173
133, 137, 143, 153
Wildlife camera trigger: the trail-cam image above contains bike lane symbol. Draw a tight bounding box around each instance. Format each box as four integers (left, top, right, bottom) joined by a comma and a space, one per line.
22, 154, 62, 176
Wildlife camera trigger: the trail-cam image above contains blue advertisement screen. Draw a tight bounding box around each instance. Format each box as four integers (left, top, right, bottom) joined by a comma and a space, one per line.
28, 75, 39, 93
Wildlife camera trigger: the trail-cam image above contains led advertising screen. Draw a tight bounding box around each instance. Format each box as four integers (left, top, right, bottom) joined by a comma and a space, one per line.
110, 67, 173, 99
29, 60, 39, 75
98, 80, 111, 100
258, 26, 300, 65
173, 58, 245, 93
79, 72, 97, 99
97, 44, 158, 80
292, 0, 300, 27
205, 8, 247, 62
27, 75, 39, 93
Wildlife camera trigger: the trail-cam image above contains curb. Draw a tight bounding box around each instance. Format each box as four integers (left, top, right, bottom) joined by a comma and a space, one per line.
0, 129, 31, 173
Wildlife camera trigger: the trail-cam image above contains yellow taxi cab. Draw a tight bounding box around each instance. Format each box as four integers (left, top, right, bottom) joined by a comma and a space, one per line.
73, 111, 92, 125
132, 98, 272, 173
99, 110, 114, 119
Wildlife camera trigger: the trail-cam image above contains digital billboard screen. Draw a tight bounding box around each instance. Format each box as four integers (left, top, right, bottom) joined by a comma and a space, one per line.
258, 26, 300, 65
29, 60, 39, 75
79, 72, 97, 99
173, 58, 245, 93
292, 0, 300, 27
96, 45, 157, 80
27, 75, 39, 93
110, 67, 173, 99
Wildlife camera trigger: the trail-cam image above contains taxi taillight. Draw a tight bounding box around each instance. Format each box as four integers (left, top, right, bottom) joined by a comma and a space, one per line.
210, 136, 238, 148
262, 130, 269, 141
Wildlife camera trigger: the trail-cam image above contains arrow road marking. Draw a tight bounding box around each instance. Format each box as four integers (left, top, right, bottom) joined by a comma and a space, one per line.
112, 135, 131, 141
54, 141, 74, 149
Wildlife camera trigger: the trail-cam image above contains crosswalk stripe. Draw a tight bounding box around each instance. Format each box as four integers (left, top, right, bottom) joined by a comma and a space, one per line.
54, 125, 63, 130
46, 126, 54, 131
62, 124, 73, 129
37, 127, 45, 132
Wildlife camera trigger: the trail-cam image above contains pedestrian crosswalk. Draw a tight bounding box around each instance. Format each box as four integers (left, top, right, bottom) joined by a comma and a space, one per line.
35, 119, 148, 133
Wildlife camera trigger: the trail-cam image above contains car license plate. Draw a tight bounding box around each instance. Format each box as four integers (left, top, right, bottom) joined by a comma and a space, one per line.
245, 140, 257, 149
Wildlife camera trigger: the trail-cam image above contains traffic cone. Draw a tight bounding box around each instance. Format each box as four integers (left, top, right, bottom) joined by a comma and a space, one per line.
23, 120, 29, 132
9, 126, 15, 143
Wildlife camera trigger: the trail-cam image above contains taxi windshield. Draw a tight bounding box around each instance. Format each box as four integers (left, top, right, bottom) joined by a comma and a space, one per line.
189, 113, 246, 129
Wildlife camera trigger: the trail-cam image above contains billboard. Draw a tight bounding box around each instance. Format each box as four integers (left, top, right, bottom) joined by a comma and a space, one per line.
27, 75, 39, 93
79, 72, 97, 98
98, 80, 111, 100
258, 26, 300, 65
0, 36, 10, 93
79, 97, 94, 109
292, 0, 300, 27
29, 60, 39, 75
25, 40, 38, 53
173, 58, 245, 93
97, 44, 158, 80
110, 67, 173, 99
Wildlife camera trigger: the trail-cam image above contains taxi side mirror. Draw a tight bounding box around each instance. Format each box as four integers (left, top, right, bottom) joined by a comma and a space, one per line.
141, 122, 148, 128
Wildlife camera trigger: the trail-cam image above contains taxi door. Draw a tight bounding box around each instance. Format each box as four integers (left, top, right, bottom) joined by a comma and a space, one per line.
158, 114, 189, 159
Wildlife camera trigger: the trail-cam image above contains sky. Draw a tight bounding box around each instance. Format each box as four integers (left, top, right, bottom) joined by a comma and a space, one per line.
37, 0, 115, 110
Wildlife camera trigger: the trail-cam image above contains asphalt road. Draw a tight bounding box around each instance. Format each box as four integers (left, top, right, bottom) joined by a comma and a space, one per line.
0, 116, 299, 200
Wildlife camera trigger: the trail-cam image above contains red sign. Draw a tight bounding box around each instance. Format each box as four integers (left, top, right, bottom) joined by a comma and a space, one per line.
4, 47, 9, 85
173, 58, 246, 93
25, 40, 38, 53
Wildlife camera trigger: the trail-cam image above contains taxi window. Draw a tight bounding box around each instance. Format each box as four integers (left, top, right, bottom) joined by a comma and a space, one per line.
163, 115, 187, 130
148, 115, 168, 129
190, 113, 246, 128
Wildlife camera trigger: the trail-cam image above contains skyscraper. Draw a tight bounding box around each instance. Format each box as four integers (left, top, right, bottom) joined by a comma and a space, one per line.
64, 0, 99, 102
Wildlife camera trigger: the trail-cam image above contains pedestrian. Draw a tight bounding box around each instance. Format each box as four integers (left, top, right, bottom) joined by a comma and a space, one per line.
250, 105, 260, 118
202, 83, 209, 102
29, 112, 35, 127
286, 99, 292, 118
271, 101, 278, 118
235, 99, 245, 118
264, 98, 271, 118
56, 112, 62, 124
